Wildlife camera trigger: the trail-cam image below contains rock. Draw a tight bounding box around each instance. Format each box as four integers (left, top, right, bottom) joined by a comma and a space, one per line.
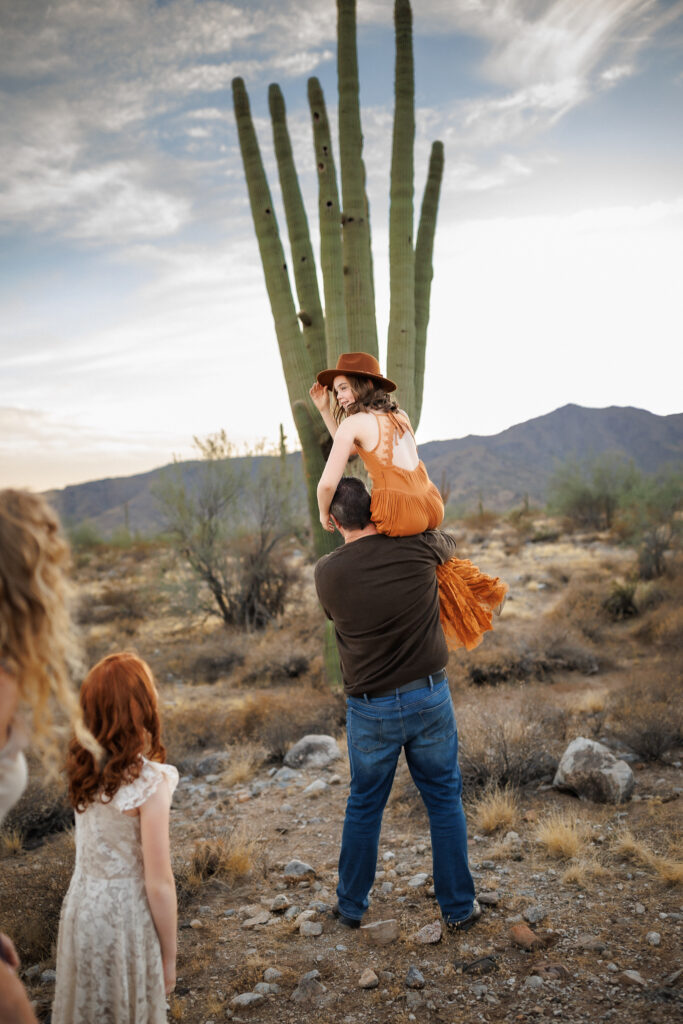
405, 966, 425, 989
478, 891, 500, 907
361, 919, 400, 946
263, 968, 283, 983
381, 881, 394, 894
663, 968, 682, 988
284, 735, 341, 770
284, 905, 301, 920
576, 933, 606, 953
406, 990, 424, 1009
521, 975, 544, 992
358, 968, 379, 989
270, 894, 291, 912
620, 970, 647, 988
634, 902, 646, 915
472, 983, 489, 998
284, 859, 316, 882
273, 767, 300, 783
646, 931, 661, 946
509, 924, 544, 951
523, 905, 546, 924
535, 963, 570, 982
553, 737, 635, 804
24, 966, 41, 981
294, 909, 317, 926
242, 910, 271, 929
40, 970, 56, 984
189, 918, 204, 929
502, 831, 524, 860
300, 920, 323, 937
290, 969, 327, 1003
303, 779, 328, 797
407, 872, 430, 888
414, 921, 442, 944
231, 993, 264, 1008
253, 982, 280, 995
462, 956, 498, 976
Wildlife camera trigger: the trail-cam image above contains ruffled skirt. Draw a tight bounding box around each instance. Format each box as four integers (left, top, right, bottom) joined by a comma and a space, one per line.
436, 558, 508, 651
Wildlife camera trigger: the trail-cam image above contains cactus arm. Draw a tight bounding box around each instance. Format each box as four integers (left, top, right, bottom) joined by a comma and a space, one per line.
386, 0, 416, 421
307, 77, 348, 366
413, 140, 444, 428
232, 78, 314, 411
337, 0, 377, 355
269, 84, 327, 373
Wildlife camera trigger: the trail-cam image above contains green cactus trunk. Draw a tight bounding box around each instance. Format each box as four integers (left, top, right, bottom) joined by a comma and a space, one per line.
387, 0, 416, 422
337, 0, 378, 355
308, 77, 348, 366
414, 141, 444, 427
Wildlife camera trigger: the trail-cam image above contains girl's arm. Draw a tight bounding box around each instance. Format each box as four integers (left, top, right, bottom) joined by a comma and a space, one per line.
309, 383, 339, 439
317, 418, 360, 531
0, 961, 38, 1023
140, 780, 177, 995
0, 666, 19, 747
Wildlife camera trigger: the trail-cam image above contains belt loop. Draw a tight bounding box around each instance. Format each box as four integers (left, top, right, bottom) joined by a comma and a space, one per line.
428, 673, 434, 690
363, 693, 369, 702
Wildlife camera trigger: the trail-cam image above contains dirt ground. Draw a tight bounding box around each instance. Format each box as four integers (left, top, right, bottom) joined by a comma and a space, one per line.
2, 524, 681, 1023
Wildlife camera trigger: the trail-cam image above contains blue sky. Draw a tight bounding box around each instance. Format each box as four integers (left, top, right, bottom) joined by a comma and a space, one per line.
1, 0, 682, 491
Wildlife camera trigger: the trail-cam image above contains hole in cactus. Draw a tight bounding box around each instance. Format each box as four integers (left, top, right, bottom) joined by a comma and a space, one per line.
265, 208, 271, 214
318, 163, 324, 170
347, 216, 354, 222
301, 256, 306, 262
323, 146, 328, 155
326, 201, 333, 208
313, 111, 320, 120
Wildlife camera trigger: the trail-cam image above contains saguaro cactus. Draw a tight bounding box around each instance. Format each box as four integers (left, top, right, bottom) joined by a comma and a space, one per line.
232, 0, 444, 679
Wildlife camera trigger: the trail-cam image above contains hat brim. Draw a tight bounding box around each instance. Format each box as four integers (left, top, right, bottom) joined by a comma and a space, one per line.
316, 368, 396, 393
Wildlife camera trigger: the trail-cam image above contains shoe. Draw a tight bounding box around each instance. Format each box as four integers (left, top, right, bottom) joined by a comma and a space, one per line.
444, 898, 482, 933
332, 904, 361, 929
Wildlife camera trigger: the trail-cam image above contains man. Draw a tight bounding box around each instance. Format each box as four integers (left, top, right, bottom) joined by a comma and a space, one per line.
314, 477, 480, 932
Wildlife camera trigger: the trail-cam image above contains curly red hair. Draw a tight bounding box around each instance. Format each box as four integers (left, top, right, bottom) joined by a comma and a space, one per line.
66, 652, 166, 811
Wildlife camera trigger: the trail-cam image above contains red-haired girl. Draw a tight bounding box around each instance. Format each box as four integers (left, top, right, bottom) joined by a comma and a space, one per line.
311, 353, 507, 651
52, 653, 178, 1024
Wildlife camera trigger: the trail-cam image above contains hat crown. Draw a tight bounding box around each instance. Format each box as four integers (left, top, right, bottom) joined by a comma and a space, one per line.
335, 352, 382, 377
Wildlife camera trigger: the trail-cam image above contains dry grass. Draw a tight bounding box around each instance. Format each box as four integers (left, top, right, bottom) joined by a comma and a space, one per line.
176, 824, 258, 902
0, 828, 23, 858
470, 785, 520, 834
569, 688, 608, 715
535, 811, 589, 861
222, 742, 266, 786
612, 829, 683, 886
561, 857, 610, 887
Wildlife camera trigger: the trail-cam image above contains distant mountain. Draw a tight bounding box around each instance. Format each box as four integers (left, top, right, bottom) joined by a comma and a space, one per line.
46, 404, 683, 534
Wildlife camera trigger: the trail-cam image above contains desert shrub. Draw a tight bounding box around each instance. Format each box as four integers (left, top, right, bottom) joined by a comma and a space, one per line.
544, 571, 614, 642
176, 825, 257, 907
162, 687, 344, 765
458, 710, 559, 791
191, 650, 245, 684
154, 432, 304, 629
608, 670, 683, 760
0, 830, 74, 962
465, 627, 598, 687
76, 584, 150, 624
602, 580, 638, 620
2, 777, 73, 849
548, 453, 640, 530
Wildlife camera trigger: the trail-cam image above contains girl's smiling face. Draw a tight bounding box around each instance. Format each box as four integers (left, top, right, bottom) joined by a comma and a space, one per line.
333, 374, 356, 410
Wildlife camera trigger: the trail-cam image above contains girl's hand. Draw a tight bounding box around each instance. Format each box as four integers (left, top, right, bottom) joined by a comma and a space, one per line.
309, 382, 329, 412
163, 956, 176, 995
320, 513, 335, 533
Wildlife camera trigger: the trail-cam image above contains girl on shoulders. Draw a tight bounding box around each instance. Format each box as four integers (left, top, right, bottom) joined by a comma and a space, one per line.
53, 653, 178, 1024
310, 352, 507, 651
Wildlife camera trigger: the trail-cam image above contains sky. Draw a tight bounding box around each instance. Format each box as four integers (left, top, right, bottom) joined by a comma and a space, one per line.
1, 0, 682, 492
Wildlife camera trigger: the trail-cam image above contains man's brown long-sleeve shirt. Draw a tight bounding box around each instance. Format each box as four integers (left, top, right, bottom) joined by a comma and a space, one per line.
314, 530, 457, 696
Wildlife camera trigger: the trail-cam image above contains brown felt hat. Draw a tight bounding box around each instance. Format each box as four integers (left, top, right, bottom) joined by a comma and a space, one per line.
316, 352, 396, 392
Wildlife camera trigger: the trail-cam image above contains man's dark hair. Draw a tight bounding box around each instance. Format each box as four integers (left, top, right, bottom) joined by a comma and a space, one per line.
329, 477, 372, 530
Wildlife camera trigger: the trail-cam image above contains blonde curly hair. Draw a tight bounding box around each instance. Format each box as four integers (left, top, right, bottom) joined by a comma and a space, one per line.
0, 489, 95, 773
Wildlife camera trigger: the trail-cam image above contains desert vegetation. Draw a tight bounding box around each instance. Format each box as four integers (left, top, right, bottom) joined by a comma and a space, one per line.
1, 492, 681, 1022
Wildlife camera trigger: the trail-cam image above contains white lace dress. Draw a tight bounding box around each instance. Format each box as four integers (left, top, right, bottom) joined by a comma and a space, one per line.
52, 758, 179, 1024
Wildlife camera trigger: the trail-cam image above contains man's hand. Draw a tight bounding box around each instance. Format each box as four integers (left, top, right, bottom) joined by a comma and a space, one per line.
320, 512, 335, 533
0, 934, 20, 971
309, 382, 329, 412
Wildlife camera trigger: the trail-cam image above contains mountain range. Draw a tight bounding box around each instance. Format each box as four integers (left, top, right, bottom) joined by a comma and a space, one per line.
46, 404, 683, 535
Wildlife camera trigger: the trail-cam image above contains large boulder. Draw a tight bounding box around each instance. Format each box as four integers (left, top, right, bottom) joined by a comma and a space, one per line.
284, 734, 341, 770
553, 737, 635, 804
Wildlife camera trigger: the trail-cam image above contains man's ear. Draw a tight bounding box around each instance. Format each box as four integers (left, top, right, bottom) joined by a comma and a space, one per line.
330, 514, 342, 534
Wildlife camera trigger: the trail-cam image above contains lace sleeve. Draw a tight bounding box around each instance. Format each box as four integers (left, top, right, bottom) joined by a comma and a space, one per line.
111, 758, 179, 812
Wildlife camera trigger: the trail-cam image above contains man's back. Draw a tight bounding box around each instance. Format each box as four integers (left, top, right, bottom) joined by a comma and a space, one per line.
314, 530, 456, 695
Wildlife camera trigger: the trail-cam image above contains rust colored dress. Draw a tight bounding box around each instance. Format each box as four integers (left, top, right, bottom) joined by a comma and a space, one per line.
357, 411, 508, 652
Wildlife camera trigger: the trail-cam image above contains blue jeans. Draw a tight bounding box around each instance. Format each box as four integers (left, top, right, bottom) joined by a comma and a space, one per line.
337, 677, 475, 924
